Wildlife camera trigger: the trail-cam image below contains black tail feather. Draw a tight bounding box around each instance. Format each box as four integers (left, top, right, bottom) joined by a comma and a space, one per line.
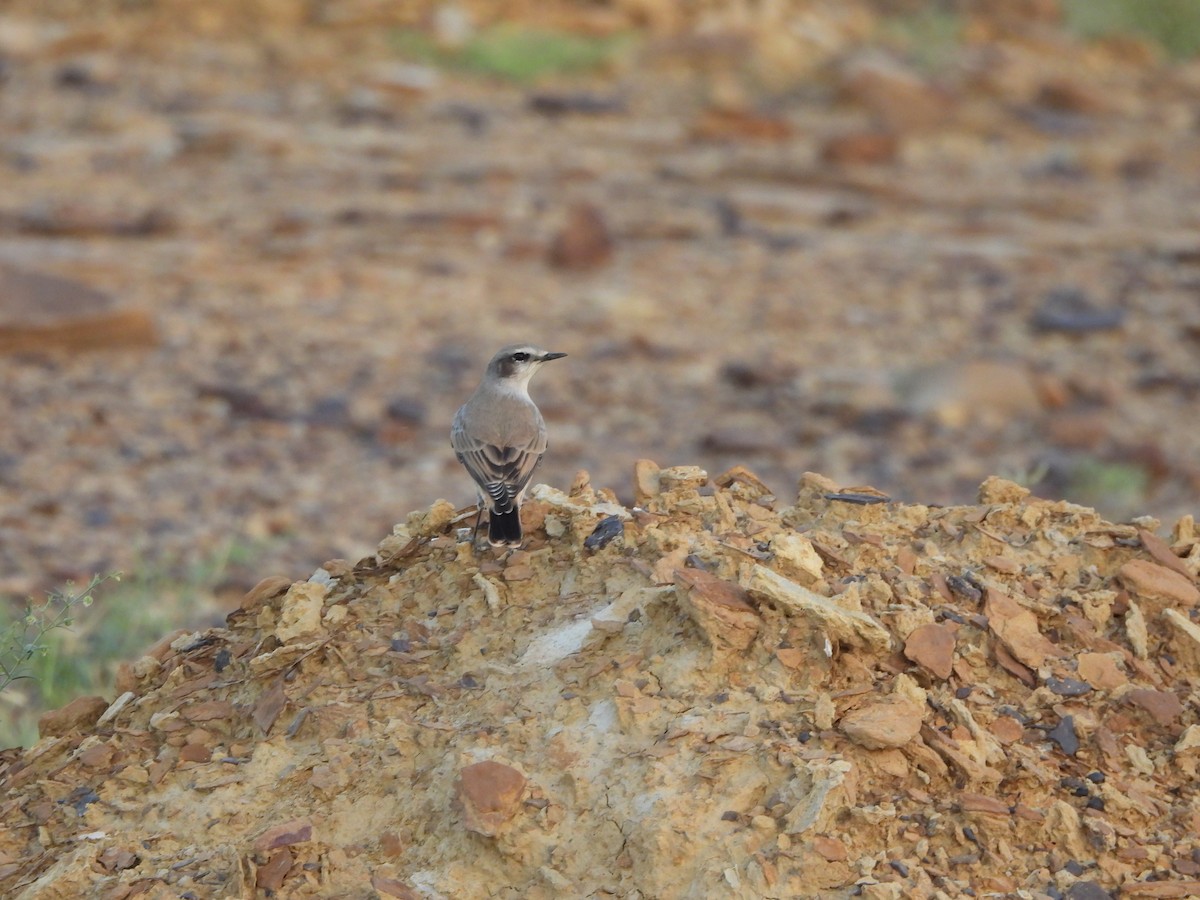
487, 506, 523, 547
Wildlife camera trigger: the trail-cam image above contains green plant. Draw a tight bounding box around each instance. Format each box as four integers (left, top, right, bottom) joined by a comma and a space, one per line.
1063, 0, 1200, 59
0, 537, 268, 748
0, 573, 115, 697
1068, 458, 1150, 517
390, 25, 633, 83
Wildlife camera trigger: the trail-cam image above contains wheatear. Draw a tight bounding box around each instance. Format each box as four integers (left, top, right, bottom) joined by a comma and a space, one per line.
451, 344, 567, 547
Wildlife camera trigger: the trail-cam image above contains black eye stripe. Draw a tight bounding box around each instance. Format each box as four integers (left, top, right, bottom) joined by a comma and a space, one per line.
512, 352, 530, 362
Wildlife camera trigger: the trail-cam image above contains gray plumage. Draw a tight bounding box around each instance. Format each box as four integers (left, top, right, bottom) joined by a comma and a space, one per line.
451, 344, 566, 547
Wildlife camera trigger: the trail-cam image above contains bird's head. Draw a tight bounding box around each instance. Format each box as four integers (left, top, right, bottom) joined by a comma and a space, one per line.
488, 344, 568, 386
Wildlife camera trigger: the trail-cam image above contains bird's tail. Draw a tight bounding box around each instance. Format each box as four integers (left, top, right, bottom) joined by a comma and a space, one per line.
487, 506, 523, 547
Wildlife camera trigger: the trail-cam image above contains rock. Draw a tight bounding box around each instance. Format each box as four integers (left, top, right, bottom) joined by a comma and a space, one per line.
0, 267, 157, 354
743, 564, 891, 653
838, 50, 954, 132
984, 588, 1060, 669
254, 819, 313, 852
632, 459, 661, 506
839, 697, 924, 750
457, 760, 526, 837
820, 130, 899, 165
770, 533, 824, 587
1046, 715, 1078, 755
241, 576, 293, 611
275, 582, 327, 643
1118, 559, 1199, 611
1030, 287, 1125, 333
547, 203, 613, 271
1076, 652, 1126, 690
38, 695, 109, 738
1138, 529, 1193, 580
978, 476, 1031, 505
675, 568, 760, 652
903, 623, 956, 680
1126, 688, 1183, 726
900, 360, 1042, 429
691, 108, 791, 141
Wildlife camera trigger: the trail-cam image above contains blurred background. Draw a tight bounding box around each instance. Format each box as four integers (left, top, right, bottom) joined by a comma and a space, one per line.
1, 0, 1199, 743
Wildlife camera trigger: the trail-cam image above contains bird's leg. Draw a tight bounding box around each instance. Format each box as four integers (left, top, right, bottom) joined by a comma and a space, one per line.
471, 504, 484, 548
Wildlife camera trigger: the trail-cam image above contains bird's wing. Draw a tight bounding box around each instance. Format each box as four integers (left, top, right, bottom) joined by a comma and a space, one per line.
452, 410, 546, 513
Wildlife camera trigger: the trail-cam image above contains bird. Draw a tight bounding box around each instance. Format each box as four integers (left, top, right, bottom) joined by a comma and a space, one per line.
451, 344, 567, 548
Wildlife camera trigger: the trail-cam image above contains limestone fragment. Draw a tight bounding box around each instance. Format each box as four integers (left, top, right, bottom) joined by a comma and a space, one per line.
675, 568, 760, 652
978, 476, 1031, 505
839, 697, 924, 749
743, 564, 891, 653
771, 533, 824, 586
275, 581, 327, 643
457, 760, 526, 837
633, 458, 660, 505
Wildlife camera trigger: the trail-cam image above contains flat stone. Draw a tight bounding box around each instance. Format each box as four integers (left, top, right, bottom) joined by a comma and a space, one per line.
839, 697, 924, 750
275, 581, 327, 643
1076, 652, 1126, 691
1126, 688, 1183, 726
903, 622, 956, 680
38, 694, 109, 738
0, 266, 157, 354
675, 568, 760, 652
1118, 559, 1199, 610
985, 588, 1060, 669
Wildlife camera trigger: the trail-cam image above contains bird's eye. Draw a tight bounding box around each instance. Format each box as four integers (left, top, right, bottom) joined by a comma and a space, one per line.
512, 352, 530, 362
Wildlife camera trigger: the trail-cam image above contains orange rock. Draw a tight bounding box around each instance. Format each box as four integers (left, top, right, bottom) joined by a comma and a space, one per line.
1077, 652, 1126, 691
37, 695, 109, 738
839, 697, 924, 749
985, 588, 1061, 669
675, 568, 760, 652
457, 760, 527, 837
1118, 559, 1199, 610
811, 835, 848, 862
903, 623, 956, 680
989, 716, 1024, 744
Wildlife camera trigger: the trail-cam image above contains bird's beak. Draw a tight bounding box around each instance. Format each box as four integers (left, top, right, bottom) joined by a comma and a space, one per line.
541, 352, 568, 361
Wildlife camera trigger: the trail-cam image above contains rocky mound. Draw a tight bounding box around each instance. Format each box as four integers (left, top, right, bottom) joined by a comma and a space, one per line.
2, 464, 1199, 899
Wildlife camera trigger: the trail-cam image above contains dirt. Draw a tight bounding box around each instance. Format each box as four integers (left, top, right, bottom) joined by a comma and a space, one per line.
1, 464, 1199, 898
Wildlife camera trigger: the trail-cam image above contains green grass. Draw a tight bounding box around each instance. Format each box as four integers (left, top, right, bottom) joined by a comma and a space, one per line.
1063, 0, 1200, 58
1067, 458, 1150, 518
879, 6, 965, 74
390, 24, 634, 83
0, 540, 263, 749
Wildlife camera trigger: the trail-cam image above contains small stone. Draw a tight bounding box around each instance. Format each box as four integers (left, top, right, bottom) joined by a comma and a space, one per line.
633, 459, 661, 506
839, 49, 954, 132
1046, 676, 1092, 697
675, 569, 760, 652
1047, 716, 1079, 756
457, 760, 527, 837
903, 622, 956, 680
985, 588, 1060, 669
990, 716, 1024, 744
978, 476, 1031, 505
1076, 652, 1126, 691
0, 266, 157, 354
839, 697, 924, 750
1138, 529, 1193, 579
1118, 559, 1199, 610
811, 835, 848, 862
1064, 881, 1113, 900
1126, 688, 1183, 726
547, 202, 613, 271
38, 695, 109, 738
275, 581, 327, 643
241, 576, 292, 611
254, 819, 314, 852
820, 130, 899, 165
1030, 287, 1124, 333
